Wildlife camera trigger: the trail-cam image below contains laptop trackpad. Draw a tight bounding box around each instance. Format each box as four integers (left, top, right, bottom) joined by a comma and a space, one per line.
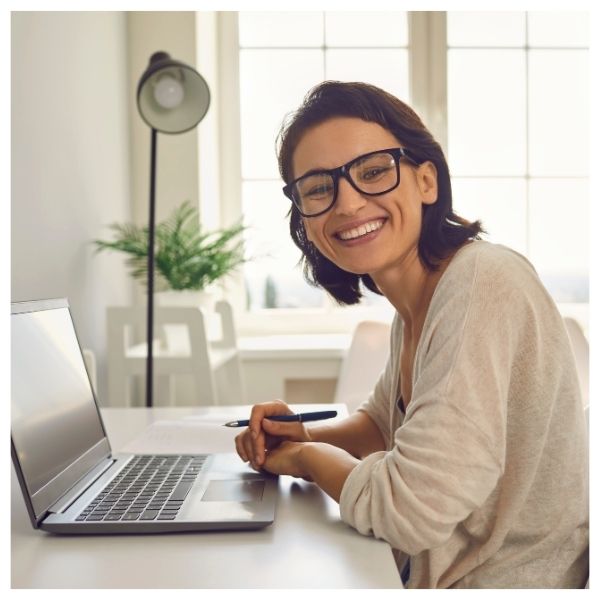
201, 479, 265, 502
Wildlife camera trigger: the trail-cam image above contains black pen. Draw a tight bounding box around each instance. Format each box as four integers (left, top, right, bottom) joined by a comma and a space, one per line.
223, 410, 337, 428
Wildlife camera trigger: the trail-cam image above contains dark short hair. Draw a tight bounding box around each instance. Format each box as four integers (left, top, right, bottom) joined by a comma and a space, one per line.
276, 80, 483, 305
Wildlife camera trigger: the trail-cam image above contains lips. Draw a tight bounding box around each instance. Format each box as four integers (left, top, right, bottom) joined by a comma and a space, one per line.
334, 218, 386, 241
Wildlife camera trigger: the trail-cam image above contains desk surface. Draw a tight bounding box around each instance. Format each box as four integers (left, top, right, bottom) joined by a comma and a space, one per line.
11, 404, 402, 589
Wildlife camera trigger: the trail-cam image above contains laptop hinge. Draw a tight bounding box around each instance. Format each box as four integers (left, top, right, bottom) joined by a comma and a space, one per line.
47, 457, 116, 514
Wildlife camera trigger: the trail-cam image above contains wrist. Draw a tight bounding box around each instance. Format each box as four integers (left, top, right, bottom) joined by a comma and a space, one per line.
303, 425, 316, 443
298, 442, 359, 503
298, 441, 320, 480
304, 422, 329, 444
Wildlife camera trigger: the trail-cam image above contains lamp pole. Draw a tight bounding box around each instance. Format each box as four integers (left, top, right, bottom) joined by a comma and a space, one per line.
146, 127, 158, 408
136, 51, 210, 408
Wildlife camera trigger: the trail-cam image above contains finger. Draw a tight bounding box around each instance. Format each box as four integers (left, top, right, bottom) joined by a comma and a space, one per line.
249, 400, 291, 438
254, 428, 266, 467
236, 430, 254, 463
262, 417, 307, 442
242, 430, 257, 465
249, 400, 291, 465
234, 432, 248, 462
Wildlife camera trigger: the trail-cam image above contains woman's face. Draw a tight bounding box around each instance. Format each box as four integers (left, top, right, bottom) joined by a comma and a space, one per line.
291, 117, 438, 277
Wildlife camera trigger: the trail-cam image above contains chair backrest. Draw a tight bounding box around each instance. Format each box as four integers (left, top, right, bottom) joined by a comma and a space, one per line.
106, 301, 244, 407
334, 320, 391, 413
563, 316, 589, 410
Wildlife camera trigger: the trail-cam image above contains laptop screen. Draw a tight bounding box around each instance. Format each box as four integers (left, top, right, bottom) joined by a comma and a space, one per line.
11, 303, 107, 501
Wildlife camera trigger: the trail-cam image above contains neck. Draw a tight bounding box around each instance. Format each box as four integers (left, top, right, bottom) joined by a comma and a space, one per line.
372, 249, 450, 329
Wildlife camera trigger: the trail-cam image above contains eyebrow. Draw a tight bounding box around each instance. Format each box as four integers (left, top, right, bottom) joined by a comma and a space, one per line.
293, 151, 360, 181
293, 146, 403, 182
294, 155, 358, 182
295, 166, 333, 180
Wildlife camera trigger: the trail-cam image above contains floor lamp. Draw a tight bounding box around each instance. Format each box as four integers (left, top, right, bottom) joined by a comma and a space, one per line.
136, 51, 210, 407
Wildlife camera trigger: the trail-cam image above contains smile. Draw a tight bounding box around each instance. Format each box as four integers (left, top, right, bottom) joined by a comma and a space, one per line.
336, 219, 386, 241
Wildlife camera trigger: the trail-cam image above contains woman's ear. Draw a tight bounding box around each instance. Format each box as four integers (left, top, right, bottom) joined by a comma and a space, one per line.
416, 161, 438, 205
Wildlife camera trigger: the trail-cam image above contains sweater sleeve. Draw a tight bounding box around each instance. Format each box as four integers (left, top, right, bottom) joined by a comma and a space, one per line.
339, 249, 524, 555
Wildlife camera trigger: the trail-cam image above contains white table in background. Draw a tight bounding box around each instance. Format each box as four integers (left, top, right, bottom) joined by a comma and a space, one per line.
11, 404, 402, 589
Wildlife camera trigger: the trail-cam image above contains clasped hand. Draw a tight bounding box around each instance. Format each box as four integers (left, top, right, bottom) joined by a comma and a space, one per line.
234, 399, 314, 480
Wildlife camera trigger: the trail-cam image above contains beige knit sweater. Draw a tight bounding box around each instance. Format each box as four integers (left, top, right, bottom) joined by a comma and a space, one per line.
339, 241, 589, 588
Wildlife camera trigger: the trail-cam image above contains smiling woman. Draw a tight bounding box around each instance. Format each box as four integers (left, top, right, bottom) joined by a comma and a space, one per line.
234, 81, 589, 589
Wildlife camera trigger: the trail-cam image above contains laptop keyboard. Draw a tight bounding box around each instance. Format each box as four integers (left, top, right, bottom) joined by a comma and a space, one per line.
76, 454, 206, 522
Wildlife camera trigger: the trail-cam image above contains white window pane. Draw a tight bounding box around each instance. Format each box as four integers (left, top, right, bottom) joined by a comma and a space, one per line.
528, 12, 589, 47
239, 50, 324, 180
448, 50, 526, 176
447, 11, 525, 47
325, 49, 409, 102
242, 181, 324, 309
528, 178, 588, 302
452, 177, 527, 256
238, 12, 323, 47
325, 11, 408, 47
528, 50, 589, 177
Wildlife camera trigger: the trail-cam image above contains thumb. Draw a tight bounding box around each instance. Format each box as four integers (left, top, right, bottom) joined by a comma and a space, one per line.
262, 417, 303, 439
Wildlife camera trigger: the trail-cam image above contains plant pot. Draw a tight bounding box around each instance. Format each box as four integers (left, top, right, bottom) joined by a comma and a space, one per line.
154, 287, 222, 352
155, 287, 221, 312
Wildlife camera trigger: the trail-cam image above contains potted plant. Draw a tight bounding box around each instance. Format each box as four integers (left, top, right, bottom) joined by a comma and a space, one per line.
94, 201, 247, 307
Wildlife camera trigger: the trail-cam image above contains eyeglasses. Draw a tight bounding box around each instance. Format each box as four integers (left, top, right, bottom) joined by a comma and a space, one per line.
283, 147, 419, 218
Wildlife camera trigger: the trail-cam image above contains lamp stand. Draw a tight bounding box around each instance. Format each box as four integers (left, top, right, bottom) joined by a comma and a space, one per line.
146, 127, 158, 408
137, 51, 210, 408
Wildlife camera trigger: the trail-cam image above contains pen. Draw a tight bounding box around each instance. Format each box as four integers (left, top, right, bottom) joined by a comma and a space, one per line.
223, 409, 338, 428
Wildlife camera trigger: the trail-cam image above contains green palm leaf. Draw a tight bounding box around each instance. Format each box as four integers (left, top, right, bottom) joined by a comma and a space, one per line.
94, 201, 248, 291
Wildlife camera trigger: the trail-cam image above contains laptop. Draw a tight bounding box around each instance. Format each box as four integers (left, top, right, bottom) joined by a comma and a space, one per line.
11, 298, 277, 534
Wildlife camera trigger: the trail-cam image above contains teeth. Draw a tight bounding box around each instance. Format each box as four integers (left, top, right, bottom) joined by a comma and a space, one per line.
338, 219, 384, 241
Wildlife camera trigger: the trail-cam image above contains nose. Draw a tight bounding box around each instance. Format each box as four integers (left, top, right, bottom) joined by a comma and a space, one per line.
333, 176, 367, 216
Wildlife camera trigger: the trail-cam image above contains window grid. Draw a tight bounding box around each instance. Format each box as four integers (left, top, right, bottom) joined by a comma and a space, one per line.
233, 11, 588, 316
447, 11, 588, 301
524, 13, 531, 257
237, 12, 410, 311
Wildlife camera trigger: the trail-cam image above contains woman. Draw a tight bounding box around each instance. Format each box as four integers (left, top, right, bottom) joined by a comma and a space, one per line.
234, 81, 588, 588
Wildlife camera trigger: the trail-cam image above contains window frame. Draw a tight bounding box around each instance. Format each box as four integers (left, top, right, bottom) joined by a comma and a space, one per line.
214, 11, 423, 335
210, 10, 588, 336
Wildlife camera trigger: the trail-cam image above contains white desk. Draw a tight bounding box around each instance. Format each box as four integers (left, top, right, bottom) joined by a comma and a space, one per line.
11, 404, 402, 589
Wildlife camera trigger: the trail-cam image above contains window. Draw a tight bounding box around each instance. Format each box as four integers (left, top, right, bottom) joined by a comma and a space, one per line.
237, 11, 409, 312
214, 10, 589, 332
447, 11, 589, 303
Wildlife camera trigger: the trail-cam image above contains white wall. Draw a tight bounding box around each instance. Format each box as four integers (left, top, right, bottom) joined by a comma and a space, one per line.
11, 12, 133, 404
10, 11, 347, 409
126, 12, 200, 233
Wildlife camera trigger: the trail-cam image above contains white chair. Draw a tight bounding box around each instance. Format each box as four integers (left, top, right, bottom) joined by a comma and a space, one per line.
107, 300, 244, 407
563, 317, 589, 413
334, 320, 392, 413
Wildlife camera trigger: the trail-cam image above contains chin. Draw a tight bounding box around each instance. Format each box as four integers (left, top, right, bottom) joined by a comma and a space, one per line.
338, 262, 378, 276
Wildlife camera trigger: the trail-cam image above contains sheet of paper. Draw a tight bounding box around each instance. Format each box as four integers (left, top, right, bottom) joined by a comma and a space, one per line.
120, 420, 239, 454
182, 412, 243, 425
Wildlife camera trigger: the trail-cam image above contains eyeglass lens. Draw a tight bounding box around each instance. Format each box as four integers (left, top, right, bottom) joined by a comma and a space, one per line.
293, 151, 399, 216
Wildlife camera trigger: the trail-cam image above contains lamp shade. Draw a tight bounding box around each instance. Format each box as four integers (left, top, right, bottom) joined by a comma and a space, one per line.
136, 51, 210, 134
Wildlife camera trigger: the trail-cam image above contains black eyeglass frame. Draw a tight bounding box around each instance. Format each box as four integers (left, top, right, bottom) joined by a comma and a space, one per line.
283, 147, 420, 218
